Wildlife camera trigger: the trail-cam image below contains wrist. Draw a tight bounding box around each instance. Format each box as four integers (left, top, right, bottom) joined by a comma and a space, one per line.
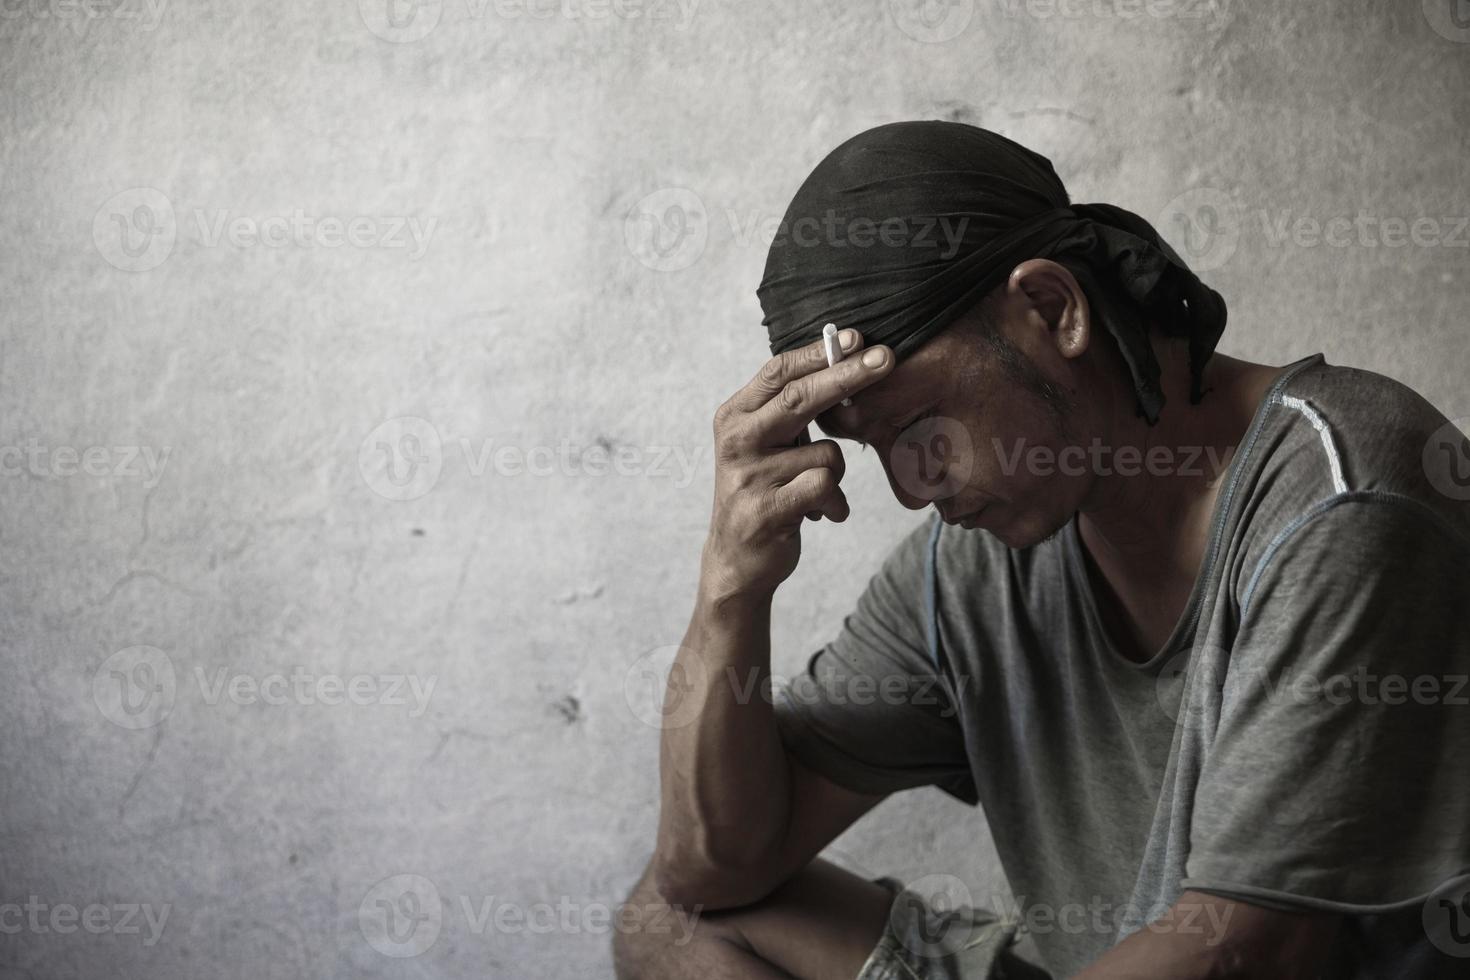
696, 557, 774, 620
696, 575, 774, 620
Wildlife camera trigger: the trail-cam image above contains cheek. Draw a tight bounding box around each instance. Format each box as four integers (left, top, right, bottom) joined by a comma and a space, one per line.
967, 418, 1085, 496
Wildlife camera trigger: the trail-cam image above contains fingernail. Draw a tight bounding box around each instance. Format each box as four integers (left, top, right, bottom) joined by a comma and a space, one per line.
840, 329, 857, 351
861, 348, 886, 368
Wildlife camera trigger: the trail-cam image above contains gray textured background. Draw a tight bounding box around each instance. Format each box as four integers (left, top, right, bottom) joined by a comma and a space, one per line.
1, 1, 1467, 977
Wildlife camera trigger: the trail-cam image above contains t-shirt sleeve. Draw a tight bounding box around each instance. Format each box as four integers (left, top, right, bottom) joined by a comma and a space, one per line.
1183, 496, 1470, 910
773, 517, 978, 804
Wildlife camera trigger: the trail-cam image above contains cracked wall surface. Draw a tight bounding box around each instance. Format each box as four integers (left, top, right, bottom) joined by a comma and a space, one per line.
1, 2, 1467, 977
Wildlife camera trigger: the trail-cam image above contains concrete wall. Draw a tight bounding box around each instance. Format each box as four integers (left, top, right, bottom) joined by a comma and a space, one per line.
1, 1, 1466, 976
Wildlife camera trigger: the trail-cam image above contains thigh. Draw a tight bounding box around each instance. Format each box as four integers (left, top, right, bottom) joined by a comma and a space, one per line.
713, 857, 895, 980
619, 857, 894, 980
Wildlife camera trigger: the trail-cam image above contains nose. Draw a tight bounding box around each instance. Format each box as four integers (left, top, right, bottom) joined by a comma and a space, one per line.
879, 456, 933, 511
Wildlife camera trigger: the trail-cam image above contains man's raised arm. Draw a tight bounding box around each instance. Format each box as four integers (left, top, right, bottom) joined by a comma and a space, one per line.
651, 329, 894, 911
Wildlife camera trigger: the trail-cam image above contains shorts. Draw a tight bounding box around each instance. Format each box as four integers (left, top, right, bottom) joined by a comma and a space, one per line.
855, 877, 1051, 980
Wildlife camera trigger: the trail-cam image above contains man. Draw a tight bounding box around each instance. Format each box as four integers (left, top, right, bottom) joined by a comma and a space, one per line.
614, 121, 1470, 978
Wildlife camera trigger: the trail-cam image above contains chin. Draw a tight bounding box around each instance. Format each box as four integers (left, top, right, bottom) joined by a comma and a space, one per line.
988, 511, 1067, 550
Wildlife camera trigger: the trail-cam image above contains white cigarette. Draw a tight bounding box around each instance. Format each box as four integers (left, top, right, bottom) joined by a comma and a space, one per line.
822, 323, 852, 406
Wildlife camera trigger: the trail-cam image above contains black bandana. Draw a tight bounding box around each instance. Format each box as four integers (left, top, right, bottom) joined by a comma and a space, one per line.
756, 120, 1227, 423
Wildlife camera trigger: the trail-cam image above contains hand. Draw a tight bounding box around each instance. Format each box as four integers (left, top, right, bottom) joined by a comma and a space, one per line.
701, 329, 894, 602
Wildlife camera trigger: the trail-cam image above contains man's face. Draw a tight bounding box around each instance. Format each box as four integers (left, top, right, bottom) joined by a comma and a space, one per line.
815, 313, 1098, 549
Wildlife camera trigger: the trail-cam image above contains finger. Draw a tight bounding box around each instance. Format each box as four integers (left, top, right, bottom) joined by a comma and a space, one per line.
811, 482, 851, 523
748, 344, 892, 447
728, 328, 864, 414
768, 440, 845, 522
822, 490, 851, 522
769, 466, 848, 525
766, 438, 846, 487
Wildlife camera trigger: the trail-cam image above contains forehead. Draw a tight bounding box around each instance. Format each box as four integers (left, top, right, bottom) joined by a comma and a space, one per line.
814, 359, 932, 438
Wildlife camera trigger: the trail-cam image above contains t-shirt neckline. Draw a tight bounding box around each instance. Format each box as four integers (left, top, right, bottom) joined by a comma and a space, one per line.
1062, 351, 1328, 672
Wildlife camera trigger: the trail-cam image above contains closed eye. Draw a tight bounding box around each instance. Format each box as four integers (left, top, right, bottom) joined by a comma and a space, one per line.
856, 408, 936, 454
895, 408, 937, 431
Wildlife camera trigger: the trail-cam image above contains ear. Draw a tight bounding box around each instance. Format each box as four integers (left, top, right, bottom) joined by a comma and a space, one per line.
1004, 258, 1091, 361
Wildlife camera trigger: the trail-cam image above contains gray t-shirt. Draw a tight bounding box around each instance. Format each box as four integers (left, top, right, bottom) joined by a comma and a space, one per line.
775, 353, 1470, 977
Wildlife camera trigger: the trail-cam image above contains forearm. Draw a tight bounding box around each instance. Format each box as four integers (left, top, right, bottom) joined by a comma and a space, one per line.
652, 573, 792, 907
649, 328, 891, 909
1071, 891, 1338, 980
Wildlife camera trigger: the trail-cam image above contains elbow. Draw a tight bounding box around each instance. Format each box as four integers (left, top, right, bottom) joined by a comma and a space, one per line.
651, 847, 782, 912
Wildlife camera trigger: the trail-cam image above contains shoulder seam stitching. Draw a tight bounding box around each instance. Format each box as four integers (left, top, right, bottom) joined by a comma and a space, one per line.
1239, 489, 1470, 617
